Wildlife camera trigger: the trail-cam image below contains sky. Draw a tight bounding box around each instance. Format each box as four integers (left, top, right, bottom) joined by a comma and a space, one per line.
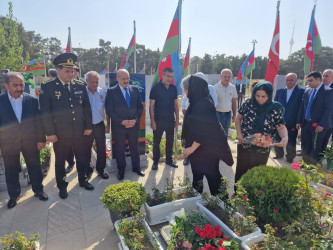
0, 0, 332, 60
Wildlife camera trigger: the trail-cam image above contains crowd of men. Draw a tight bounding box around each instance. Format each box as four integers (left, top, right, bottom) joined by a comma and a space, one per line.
0, 51, 333, 209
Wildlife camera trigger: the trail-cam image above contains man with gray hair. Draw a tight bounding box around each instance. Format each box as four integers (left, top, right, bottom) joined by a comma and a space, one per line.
214, 68, 237, 135
321, 69, 333, 152
274, 73, 304, 162
85, 71, 109, 179
0, 72, 48, 208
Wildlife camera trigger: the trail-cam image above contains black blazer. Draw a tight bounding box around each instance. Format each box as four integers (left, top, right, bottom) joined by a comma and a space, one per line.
274, 85, 305, 129
105, 84, 143, 131
39, 78, 92, 139
0, 93, 45, 154
297, 84, 333, 129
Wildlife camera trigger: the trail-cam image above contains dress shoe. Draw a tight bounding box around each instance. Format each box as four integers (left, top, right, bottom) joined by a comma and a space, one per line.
98, 171, 109, 179
59, 188, 68, 199
7, 198, 19, 209
132, 169, 145, 177
34, 191, 48, 201
86, 165, 94, 180
183, 158, 190, 166
117, 171, 124, 180
152, 163, 158, 170
273, 155, 283, 160
65, 163, 74, 174
79, 181, 94, 190
166, 160, 178, 168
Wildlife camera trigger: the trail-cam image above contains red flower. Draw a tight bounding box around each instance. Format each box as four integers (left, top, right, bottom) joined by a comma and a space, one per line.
223, 237, 229, 241
145, 141, 149, 145
129, 202, 132, 206
218, 239, 223, 245
106, 153, 109, 157
258, 190, 263, 195
274, 209, 279, 213
218, 248, 226, 250
326, 192, 331, 197
312, 122, 318, 127
195, 226, 201, 234
291, 128, 295, 131
274, 227, 278, 230
123, 229, 126, 233
320, 224, 323, 227
243, 196, 247, 200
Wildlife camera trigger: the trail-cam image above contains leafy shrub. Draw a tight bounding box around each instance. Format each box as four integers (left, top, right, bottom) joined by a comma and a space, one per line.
239, 166, 305, 226
0, 232, 39, 250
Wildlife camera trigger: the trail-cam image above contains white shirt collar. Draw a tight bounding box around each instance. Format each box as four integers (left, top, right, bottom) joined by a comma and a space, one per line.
286, 85, 296, 92
8, 92, 23, 101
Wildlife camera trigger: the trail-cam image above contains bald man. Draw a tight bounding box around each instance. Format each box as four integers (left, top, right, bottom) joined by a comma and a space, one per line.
274, 73, 304, 163
321, 69, 333, 152
105, 69, 144, 180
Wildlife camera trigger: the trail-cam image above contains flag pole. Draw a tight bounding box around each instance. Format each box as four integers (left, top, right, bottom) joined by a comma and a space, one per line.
248, 39, 257, 96
107, 60, 110, 85
188, 37, 191, 75
134, 20, 136, 73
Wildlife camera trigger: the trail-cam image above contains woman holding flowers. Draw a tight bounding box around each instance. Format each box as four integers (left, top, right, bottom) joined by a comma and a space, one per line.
181, 75, 233, 195
235, 81, 288, 183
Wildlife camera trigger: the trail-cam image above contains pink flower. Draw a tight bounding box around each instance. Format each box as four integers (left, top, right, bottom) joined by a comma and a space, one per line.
274, 209, 279, 213
274, 227, 278, 230
258, 190, 263, 195
291, 162, 301, 171
243, 196, 247, 200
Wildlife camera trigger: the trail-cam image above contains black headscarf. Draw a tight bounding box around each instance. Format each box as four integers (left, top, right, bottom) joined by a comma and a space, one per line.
187, 75, 210, 105
250, 81, 281, 133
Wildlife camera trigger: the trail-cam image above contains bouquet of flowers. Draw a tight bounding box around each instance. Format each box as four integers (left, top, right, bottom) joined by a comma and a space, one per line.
244, 133, 274, 148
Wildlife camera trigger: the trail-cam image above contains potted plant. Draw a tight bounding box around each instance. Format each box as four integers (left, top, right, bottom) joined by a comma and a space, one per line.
168, 209, 241, 249
196, 178, 261, 241
144, 176, 201, 225
115, 213, 162, 250
321, 145, 333, 169
0, 231, 40, 250
100, 180, 147, 225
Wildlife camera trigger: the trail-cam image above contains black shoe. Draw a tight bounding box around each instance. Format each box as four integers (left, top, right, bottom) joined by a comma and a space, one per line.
273, 156, 283, 160
59, 188, 68, 199
98, 171, 109, 179
296, 150, 303, 156
34, 191, 48, 201
79, 181, 94, 191
183, 158, 190, 166
132, 168, 145, 177
65, 163, 74, 174
286, 158, 294, 163
166, 161, 178, 168
117, 171, 124, 180
7, 198, 19, 209
152, 163, 158, 170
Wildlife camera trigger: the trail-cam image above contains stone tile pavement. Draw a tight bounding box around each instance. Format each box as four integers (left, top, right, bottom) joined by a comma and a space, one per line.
0, 138, 302, 250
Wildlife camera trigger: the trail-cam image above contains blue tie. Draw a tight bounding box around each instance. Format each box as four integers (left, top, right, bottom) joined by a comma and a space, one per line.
305, 89, 317, 121
124, 88, 130, 107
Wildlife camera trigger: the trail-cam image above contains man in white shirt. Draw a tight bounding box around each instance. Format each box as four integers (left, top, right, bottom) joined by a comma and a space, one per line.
214, 69, 237, 135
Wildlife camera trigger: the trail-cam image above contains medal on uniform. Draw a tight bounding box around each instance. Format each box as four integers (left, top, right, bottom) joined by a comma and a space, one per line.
55, 91, 62, 99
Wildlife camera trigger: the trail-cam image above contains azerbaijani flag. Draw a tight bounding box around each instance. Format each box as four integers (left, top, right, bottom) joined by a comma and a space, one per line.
304, 5, 322, 75
66, 27, 72, 53
139, 66, 145, 74
22, 57, 45, 76
99, 67, 109, 75
152, 1, 182, 92
119, 33, 135, 69
236, 49, 255, 86
182, 39, 190, 77
265, 1, 280, 84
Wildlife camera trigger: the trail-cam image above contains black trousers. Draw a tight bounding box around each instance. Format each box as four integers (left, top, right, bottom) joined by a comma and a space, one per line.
66, 146, 75, 165
190, 155, 221, 196
235, 144, 270, 184
153, 121, 174, 164
301, 121, 327, 164
53, 136, 88, 189
113, 126, 140, 171
86, 121, 106, 173
274, 128, 298, 161
2, 146, 43, 199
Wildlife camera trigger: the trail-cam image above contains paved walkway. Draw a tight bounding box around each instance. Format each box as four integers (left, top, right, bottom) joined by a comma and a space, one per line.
0, 138, 301, 250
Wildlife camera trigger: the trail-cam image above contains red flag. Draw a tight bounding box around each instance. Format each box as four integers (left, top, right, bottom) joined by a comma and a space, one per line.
265, 9, 280, 84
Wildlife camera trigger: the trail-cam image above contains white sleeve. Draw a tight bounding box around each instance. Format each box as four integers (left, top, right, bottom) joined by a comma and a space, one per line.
233, 86, 238, 98
181, 94, 188, 110
208, 85, 218, 107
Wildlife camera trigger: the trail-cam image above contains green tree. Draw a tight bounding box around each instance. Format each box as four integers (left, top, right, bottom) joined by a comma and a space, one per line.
200, 53, 213, 74
0, 2, 26, 70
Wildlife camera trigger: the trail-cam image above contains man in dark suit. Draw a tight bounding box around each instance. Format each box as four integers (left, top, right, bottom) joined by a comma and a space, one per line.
39, 53, 94, 199
0, 72, 48, 209
296, 71, 333, 164
105, 69, 144, 180
321, 69, 333, 152
274, 73, 304, 163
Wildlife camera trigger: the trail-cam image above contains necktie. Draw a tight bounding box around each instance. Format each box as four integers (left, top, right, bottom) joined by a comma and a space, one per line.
305, 89, 317, 121
64, 84, 70, 95
124, 88, 130, 107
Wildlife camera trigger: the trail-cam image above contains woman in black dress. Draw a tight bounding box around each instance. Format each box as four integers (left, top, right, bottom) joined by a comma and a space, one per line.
181, 75, 233, 195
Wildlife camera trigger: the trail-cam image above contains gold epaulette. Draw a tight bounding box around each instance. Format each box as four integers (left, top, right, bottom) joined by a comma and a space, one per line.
73, 79, 85, 85
42, 79, 53, 84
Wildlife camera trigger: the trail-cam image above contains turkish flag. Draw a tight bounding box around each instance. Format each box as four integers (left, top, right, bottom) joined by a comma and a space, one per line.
265, 13, 280, 84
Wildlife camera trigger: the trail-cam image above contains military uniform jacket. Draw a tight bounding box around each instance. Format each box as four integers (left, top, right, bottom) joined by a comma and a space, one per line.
39, 77, 92, 139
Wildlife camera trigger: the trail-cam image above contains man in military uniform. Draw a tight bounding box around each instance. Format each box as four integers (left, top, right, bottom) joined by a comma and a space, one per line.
39, 53, 94, 199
